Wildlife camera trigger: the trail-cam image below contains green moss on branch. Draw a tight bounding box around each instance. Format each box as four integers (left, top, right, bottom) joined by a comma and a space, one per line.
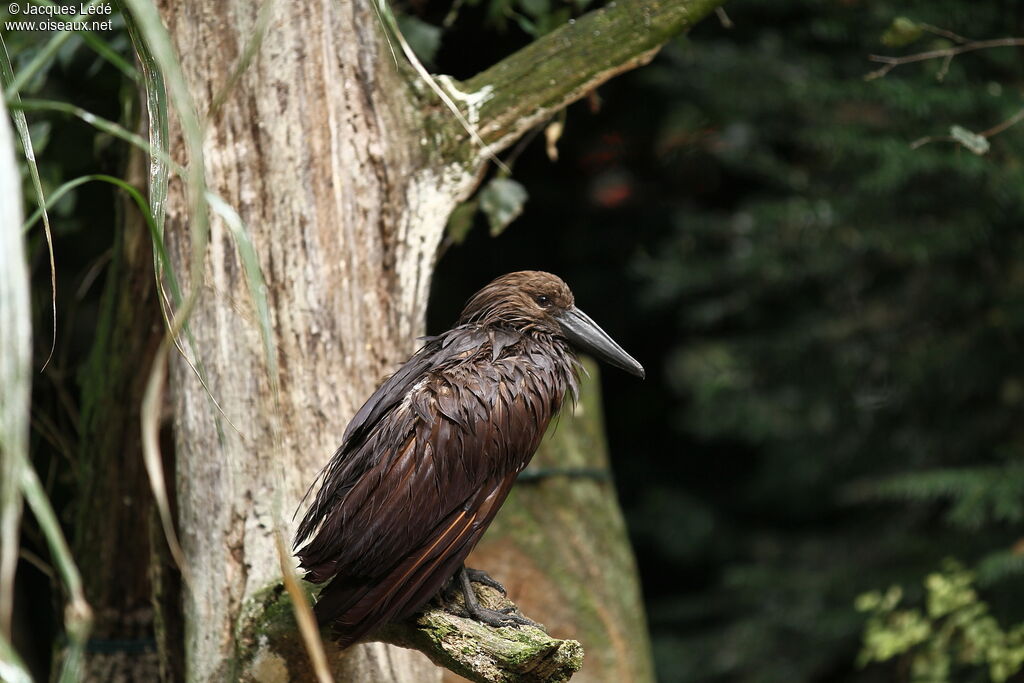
447, 0, 725, 154
233, 581, 582, 683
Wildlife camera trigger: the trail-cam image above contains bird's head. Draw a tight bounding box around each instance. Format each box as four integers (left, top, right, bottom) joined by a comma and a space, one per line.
459, 270, 645, 379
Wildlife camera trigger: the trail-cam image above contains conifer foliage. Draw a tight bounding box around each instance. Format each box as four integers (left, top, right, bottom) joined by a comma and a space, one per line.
624, 1, 1024, 680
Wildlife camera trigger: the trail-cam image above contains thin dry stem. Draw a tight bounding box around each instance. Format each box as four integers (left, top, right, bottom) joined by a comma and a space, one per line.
866, 37, 1024, 80
140, 340, 192, 586
277, 534, 334, 683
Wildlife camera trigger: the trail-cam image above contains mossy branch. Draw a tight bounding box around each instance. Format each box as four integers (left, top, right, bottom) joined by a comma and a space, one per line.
438, 0, 726, 157
377, 584, 582, 683
237, 581, 582, 683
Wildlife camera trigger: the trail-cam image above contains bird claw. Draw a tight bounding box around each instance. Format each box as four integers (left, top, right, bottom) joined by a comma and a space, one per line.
465, 567, 507, 595
465, 604, 537, 629
451, 565, 542, 630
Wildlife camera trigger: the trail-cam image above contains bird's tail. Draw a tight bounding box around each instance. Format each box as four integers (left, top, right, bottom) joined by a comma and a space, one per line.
312, 547, 469, 648
308, 508, 484, 647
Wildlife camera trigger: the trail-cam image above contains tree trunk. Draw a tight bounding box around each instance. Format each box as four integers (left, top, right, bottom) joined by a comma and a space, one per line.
148, 0, 723, 680
156, 1, 474, 679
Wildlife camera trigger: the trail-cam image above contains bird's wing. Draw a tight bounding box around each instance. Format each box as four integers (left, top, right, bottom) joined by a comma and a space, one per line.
293, 328, 484, 541
294, 342, 566, 644
342, 334, 444, 446
308, 470, 518, 646
339, 326, 496, 445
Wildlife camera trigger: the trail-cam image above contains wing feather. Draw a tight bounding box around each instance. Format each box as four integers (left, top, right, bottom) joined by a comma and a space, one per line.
293, 325, 575, 645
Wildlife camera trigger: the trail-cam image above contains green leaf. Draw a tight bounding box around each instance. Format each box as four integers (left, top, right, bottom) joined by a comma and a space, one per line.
479, 177, 528, 237
881, 17, 923, 48
396, 15, 442, 65
950, 125, 990, 155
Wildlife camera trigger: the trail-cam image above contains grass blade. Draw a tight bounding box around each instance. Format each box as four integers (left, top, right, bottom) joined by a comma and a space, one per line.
78, 29, 140, 82
20, 465, 93, 683
119, 0, 231, 593
118, 0, 168, 234
120, 0, 243, 439
0, 633, 32, 683
0, 34, 57, 370
118, 0, 208, 271
206, 193, 278, 385
0, 106, 91, 658
22, 173, 158, 234
276, 532, 333, 683
13, 99, 160, 169
0, 64, 30, 644
140, 340, 191, 585
208, 188, 337, 679
11, 104, 237, 434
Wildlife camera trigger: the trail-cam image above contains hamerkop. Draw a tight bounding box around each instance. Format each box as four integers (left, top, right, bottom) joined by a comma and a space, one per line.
294, 270, 644, 647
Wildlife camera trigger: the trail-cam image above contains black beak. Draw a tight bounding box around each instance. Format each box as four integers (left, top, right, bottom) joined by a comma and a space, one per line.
556, 307, 645, 379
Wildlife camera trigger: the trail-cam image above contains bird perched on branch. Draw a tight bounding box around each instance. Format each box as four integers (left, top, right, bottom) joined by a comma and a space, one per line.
294, 270, 644, 647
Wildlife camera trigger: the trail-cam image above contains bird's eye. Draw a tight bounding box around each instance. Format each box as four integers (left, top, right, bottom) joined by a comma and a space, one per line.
535, 295, 551, 307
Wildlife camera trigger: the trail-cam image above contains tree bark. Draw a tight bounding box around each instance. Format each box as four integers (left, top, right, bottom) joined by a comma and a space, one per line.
157, 1, 473, 679
149, 0, 722, 680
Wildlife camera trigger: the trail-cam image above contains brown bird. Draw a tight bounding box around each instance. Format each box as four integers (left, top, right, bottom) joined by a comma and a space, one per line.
293, 270, 644, 647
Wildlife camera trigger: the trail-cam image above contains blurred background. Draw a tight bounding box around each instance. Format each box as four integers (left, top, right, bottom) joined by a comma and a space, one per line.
10, 0, 1024, 681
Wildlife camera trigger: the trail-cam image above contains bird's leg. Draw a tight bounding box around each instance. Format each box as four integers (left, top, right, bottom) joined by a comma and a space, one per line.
457, 566, 536, 628
438, 565, 496, 604
464, 566, 507, 596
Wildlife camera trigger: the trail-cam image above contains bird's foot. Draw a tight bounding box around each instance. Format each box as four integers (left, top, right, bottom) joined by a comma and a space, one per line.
455, 566, 541, 630
464, 602, 537, 628
464, 566, 507, 596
